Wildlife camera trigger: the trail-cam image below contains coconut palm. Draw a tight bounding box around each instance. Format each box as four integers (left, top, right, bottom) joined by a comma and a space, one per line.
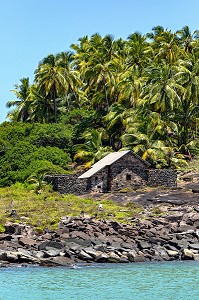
176, 26, 199, 53
34, 54, 66, 123
174, 57, 199, 145
6, 78, 32, 122
142, 63, 181, 115
73, 128, 112, 168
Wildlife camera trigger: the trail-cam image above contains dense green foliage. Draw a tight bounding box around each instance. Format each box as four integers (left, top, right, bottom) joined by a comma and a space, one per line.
2, 26, 199, 185
0, 122, 72, 186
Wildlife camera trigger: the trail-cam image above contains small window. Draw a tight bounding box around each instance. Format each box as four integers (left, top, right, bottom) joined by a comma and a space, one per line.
95, 176, 98, 181
126, 174, 131, 181
97, 185, 101, 188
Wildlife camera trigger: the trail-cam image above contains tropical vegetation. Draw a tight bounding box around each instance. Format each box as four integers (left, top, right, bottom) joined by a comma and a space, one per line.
2, 26, 199, 186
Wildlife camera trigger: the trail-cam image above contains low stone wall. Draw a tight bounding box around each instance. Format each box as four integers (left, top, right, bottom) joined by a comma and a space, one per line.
147, 169, 177, 187
46, 174, 88, 195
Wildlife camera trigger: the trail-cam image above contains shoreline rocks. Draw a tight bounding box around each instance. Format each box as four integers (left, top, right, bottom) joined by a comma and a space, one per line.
0, 209, 199, 267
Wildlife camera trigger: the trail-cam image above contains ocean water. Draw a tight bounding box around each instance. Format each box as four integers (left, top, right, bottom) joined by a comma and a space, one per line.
0, 261, 199, 300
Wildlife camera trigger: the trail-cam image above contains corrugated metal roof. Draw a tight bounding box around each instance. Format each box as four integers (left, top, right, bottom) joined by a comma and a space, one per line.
78, 150, 150, 179
78, 150, 130, 179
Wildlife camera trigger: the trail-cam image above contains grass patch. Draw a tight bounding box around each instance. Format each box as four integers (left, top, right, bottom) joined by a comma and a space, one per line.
0, 183, 144, 232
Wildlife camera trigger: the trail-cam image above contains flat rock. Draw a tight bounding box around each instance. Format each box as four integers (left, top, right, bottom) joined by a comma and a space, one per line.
43, 249, 61, 257
19, 237, 36, 247
166, 250, 179, 256
107, 252, 122, 263
193, 254, 199, 261
78, 250, 93, 261
138, 241, 151, 250
38, 241, 64, 251
189, 243, 199, 250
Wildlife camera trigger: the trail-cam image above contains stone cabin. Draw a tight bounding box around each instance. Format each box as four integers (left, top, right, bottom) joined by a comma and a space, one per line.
48, 150, 177, 195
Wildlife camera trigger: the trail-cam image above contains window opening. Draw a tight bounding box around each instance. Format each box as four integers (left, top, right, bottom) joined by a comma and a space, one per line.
126, 174, 131, 180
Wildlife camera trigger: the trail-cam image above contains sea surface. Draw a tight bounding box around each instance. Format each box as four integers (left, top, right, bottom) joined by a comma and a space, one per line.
0, 261, 199, 300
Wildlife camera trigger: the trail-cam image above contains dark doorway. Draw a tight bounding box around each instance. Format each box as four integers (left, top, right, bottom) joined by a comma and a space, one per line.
126, 174, 131, 180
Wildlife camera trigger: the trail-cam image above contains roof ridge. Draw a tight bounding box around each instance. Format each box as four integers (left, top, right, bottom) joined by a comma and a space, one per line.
78, 150, 150, 179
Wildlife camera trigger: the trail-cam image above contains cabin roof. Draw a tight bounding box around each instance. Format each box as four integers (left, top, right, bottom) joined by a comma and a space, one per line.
78, 150, 150, 179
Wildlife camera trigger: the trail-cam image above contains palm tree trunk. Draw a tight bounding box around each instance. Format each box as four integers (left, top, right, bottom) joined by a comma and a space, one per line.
53, 85, 57, 123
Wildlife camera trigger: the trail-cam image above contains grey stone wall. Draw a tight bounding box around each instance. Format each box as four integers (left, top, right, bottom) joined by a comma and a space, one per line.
46, 174, 89, 195
89, 166, 109, 193
147, 169, 177, 187
109, 152, 148, 190
111, 168, 147, 191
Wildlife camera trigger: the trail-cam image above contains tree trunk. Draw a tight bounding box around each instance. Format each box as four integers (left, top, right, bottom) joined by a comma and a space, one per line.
53, 85, 57, 123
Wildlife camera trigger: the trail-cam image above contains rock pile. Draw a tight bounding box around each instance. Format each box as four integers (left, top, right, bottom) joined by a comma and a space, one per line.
0, 209, 199, 267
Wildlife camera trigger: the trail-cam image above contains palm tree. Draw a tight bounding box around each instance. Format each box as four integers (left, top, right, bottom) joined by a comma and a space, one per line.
127, 32, 153, 72
142, 63, 180, 115
73, 129, 112, 168
6, 78, 32, 122
56, 51, 82, 110
176, 26, 199, 53
174, 57, 199, 145
34, 54, 66, 123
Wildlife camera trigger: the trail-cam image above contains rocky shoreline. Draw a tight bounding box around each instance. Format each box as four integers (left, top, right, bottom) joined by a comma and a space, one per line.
1, 205, 199, 267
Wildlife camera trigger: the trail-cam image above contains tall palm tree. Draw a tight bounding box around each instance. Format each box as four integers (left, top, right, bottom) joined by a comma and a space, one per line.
174, 57, 199, 145
6, 78, 32, 122
56, 51, 82, 110
176, 26, 199, 53
142, 63, 180, 115
34, 54, 66, 123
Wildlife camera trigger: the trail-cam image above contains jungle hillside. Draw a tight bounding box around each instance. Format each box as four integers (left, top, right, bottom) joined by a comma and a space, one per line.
1, 26, 199, 187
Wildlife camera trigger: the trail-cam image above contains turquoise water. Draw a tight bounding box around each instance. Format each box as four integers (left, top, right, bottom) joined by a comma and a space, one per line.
0, 261, 199, 300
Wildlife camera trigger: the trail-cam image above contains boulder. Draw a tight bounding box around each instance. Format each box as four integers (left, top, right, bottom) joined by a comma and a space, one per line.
138, 241, 151, 250
182, 249, 194, 260
41, 256, 74, 266
127, 249, 138, 262
152, 246, 169, 260
107, 252, 126, 263
84, 248, 102, 259
6, 251, 19, 262
193, 254, 199, 261
33, 251, 45, 259
95, 253, 108, 263
38, 241, 64, 251
189, 243, 199, 250
43, 249, 61, 257
166, 250, 179, 257
78, 250, 93, 261
19, 237, 36, 247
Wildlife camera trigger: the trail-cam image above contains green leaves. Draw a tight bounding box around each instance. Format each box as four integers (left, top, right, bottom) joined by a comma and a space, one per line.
0, 123, 72, 186
4, 27, 199, 171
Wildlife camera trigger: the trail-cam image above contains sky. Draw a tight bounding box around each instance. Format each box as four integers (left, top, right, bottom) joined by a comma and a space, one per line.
1, 0, 199, 123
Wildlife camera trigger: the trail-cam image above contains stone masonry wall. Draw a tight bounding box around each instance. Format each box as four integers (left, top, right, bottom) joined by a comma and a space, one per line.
46, 174, 89, 195
111, 168, 147, 191
147, 169, 177, 187
109, 152, 148, 191
89, 166, 109, 193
